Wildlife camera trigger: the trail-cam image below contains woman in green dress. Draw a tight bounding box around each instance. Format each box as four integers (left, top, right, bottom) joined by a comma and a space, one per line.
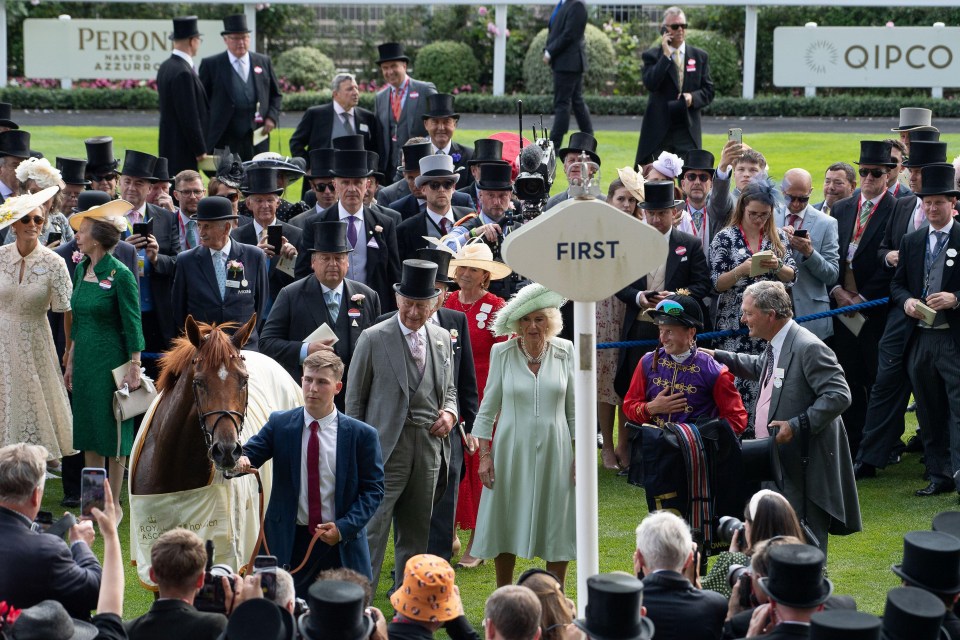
64, 198, 143, 514
474, 283, 576, 588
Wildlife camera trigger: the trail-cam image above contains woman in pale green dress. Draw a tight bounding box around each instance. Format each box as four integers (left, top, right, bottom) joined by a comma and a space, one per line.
474, 283, 576, 588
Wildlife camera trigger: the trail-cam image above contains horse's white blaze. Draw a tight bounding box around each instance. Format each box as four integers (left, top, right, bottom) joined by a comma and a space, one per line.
218, 365, 228, 381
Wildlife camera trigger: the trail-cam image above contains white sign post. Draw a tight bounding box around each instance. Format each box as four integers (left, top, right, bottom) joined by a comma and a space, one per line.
501, 197, 668, 614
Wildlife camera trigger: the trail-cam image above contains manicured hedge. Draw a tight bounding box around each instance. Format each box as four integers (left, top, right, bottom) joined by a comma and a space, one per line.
2, 87, 958, 118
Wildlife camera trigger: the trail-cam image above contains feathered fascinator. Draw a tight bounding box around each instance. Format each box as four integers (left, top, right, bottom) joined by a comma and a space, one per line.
491, 282, 566, 337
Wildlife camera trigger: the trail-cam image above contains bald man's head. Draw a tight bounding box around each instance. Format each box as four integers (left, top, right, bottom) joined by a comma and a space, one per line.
782, 168, 813, 214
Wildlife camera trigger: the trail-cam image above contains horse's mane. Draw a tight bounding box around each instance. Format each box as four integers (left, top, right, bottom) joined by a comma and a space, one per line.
156, 321, 240, 392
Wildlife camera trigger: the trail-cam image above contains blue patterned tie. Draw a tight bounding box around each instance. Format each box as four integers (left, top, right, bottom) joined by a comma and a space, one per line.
213, 250, 226, 299
325, 290, 340, 321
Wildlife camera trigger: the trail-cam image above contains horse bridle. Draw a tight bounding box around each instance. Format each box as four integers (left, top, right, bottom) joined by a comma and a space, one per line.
191, 352, 250, 448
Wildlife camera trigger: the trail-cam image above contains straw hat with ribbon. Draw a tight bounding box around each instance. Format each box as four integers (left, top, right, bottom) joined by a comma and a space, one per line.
448, 237, 513, 281
0, 186, 61, 232
68, 197, 134, 232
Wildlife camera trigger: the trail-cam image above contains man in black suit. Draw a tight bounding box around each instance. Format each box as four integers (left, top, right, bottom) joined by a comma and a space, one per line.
543, 0, 593, 150
156, 16, 209, 176
614, 180, 711, 397
829, 141, 897, 458
0, 444, 101, 621
397, 154, 475, 261
290, 148, 338, 230
289, 73, 381, 167
84, 136, 120, 198
172, 196, 269, 351
124, 529, 227, 640
381, 140, 475, 217
635, 7, 714, 167
261, 220, 381, 404
199, 14, 282, 160
892, 165, 960, 497
55, 156, 88, 213
375, 249, 479, 562
294, 150, 401, 312
855, 141, 948, 480
118, 150, 181, 370
634, 511, 726, 640
457, 138, 506, 208
885, 138, 913, 200
230, 167, 302, 316
422, 94, 474, 189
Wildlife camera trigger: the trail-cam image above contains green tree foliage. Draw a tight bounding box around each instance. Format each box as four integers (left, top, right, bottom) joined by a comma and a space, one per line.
415, 41, 481, 93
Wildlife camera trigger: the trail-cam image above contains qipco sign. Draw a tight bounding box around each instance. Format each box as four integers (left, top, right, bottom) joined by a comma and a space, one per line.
773, 26, 960, 88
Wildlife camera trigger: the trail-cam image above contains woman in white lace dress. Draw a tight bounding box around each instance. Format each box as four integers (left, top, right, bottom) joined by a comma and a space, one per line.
0, 187, 74, 459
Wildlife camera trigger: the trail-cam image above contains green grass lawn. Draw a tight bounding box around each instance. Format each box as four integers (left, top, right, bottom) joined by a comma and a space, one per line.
31, 124, 958, 628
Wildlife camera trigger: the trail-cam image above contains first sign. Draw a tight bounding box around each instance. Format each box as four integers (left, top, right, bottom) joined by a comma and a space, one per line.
501, 198, 668, 302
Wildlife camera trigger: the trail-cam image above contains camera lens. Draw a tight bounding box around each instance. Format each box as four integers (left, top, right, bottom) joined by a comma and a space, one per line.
716, 516, 745, 544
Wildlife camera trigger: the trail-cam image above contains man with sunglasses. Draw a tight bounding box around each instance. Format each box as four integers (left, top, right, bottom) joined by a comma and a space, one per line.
885, 138, 913, 200
396, 155, 475, 262
829, 141, 898, 458
635, 6, 714, 167
775, 168, 840, 341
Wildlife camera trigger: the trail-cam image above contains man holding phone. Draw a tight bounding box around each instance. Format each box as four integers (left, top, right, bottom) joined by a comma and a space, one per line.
635, 6, 714, 167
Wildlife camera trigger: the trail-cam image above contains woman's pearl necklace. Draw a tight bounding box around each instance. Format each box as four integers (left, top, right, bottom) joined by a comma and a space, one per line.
520, 338, 548, 364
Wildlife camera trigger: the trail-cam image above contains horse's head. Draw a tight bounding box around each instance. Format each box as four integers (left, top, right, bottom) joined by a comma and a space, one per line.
184, 314, 256, 471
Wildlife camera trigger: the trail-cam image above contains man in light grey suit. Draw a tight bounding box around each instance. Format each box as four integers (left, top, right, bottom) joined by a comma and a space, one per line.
374, 43, 437, 183
775, 168, 840, 340
345, 259, 458, 594
712, 281, 861, 558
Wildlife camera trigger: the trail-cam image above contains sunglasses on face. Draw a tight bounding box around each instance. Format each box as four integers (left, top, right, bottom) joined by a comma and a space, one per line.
786, 194, 811, 203
684, 172, 711, 183
221, 192, 240, 202
427, 181, 456, 191
92, 174, 117, 182
313, 183, 336, 193
20, 215, 44, 225
859, 168, 887, 178
667, 23, 688, 30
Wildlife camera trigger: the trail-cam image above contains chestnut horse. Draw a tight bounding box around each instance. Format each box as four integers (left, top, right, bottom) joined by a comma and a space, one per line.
131, 314, 255, 495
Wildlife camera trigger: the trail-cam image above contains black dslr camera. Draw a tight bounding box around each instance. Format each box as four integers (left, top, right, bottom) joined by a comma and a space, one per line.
716, 515, 745, 545
727, 564, 754, 609
193, 540, 237, 614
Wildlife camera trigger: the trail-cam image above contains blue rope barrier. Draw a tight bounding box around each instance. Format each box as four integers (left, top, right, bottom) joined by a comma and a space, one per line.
596, 297, 890, 350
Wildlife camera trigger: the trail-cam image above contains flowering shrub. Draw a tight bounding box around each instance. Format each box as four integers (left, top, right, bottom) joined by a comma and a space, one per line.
9, 77, 158, 90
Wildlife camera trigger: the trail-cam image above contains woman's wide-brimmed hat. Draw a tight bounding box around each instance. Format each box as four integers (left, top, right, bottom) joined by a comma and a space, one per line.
246, 152, 306, 184
616, 166, 645, 203
448, 238, 512, 281
68, 195, 133, 231
0, 185, 60, 232
491, 282, 565, 337
390, 554, 462, 623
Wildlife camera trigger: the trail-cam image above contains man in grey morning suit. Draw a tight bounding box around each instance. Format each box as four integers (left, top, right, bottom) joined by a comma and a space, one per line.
345, 259, 458, 594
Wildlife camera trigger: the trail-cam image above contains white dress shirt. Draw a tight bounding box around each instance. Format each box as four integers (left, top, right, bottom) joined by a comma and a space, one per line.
297, 406, 339, 525
172, 48, 195, 70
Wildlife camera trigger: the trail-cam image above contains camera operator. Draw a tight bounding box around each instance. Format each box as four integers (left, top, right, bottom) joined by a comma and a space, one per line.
634, 511, 727, 640
0, 443, 100, 621
125, 528, 261, 640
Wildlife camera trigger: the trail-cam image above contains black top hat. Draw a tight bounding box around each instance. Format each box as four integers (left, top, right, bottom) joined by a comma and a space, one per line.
917, 164, 960, 199
192, 195, 239, 221
759, 544, 833, 608
932, 511, 960, 540
10, 599, 100, 640
242, 167, 284, 196
120, 150, 158, 180
170, 16, 201, 41
558, 132, 600, 165
646, 293, 703, 329
902, 141, 947, 168
56, 157, 90, 186
467, 138, 507, 166
418, 248, 456, 285
683, 149, 715, 172
856, 141, 896, 167
741, 436, 784, 488
332, 134, 366, 152
84, 136, 119, 174
221, 14, 250, 35
299, 581, 374, 640
573, 573, 655, 640
309, 221, 353, 253
307, 148, 336, 179
422, 94, 460, 121
0, 130, 31, 159
477, 163, 513, 191
152, 157, 174, 183
76, 190, 112, 212
394, 259, 441, 299
909, 129, 941, 144
214, 148, 244, 188
0, 102, 18, 130
401, 142, 433, 173
881, 587, 946, 640
224, 598, 291, 640
810, 610, 881, 640
367, 151, 385, 184
332, 150, 373, 179
892, 530, 960, 594
376, 42, 410, 65
638, 180, 683, 210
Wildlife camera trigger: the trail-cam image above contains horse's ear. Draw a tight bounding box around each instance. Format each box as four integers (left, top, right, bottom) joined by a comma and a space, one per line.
185, 315, 203, 348
232, 313, 257, 350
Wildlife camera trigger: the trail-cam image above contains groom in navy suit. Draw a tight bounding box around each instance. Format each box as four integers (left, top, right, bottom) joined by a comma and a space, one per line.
236, 350, 384, 597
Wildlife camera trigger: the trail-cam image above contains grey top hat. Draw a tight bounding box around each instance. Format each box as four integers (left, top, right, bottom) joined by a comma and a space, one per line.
892, 107, 934, 132
415, 154, 457, 187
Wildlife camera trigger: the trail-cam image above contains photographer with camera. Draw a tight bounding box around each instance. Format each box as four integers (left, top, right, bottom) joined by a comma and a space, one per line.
125, 529, 261, 640
634, 511, 727, 640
